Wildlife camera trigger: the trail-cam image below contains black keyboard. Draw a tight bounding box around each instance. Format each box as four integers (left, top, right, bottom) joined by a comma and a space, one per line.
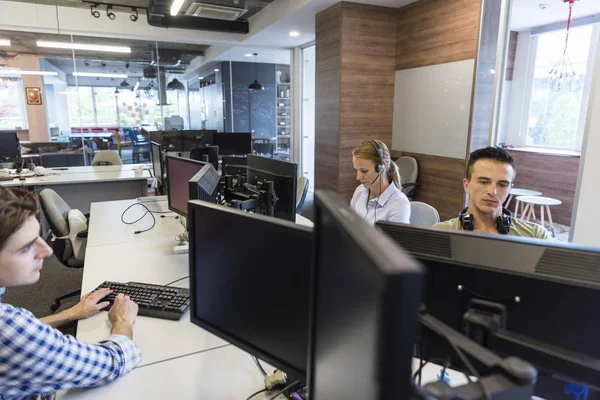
95, 281, 191, 321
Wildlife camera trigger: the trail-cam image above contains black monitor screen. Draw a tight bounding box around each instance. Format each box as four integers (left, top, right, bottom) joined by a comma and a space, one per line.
308, 191, 423, 399
150, 141, 163, 183
247, 155, 297, 222
166, 156, 207, 216
189, 164, 220, 204
0, 131, 20, 159
188, 200, 313, 380
214, 132, 251, 156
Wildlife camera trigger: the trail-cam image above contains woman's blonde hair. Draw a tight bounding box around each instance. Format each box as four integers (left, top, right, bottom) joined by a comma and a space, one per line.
0, 188, 39, 251
352, 140, 402, 188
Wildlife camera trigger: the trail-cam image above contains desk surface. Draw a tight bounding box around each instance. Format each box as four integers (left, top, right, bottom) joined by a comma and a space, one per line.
47, 164, 149, 174
0, 169, 150, 188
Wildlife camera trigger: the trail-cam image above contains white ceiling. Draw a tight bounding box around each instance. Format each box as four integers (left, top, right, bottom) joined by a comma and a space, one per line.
511, 0, 600, 32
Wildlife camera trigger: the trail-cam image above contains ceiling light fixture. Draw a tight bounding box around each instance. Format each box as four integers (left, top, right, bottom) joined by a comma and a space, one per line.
90, 4, 100, 18
106, 5, 116, 20
130, 7, 139, 21
114, 88, 120, 94
214, 68, 220, 72
170, 0, 185, 16
248, 53, 264, 91
167, 78, 185, 90
244, 53, 253, 57
289, 31, 300, 37
120, 79, 130, 88
0, 70, 58, 76
198, 76, 204, 80
73, 72, 128, 78
37, 41, 131, 53
0, 39, 11, 46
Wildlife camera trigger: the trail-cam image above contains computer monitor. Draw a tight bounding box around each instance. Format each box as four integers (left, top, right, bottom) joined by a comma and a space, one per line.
222, 156, 247, 177
247, 154, 297, 222
190, 146, 219, 170
0, 131, 20, 161
188, 200, 313, 381
158, 130, 217, 152
375, 221, 600, 391
308, 191, 424, 399
214, 132, 251, 156
188, 164, 220, 204
150, 141, 164, 184
165, 155, 207, 217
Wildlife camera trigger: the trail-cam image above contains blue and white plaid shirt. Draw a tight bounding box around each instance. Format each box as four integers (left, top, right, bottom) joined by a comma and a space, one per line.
0, 288, 142, 400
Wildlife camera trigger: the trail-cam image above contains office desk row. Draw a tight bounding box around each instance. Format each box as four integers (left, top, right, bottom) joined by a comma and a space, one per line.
57, 198, 466, 399
0, 165, 151, 213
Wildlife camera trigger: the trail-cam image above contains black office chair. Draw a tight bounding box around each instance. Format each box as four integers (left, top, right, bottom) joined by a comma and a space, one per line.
253, 142, 275, 158
190, 145, 219, 169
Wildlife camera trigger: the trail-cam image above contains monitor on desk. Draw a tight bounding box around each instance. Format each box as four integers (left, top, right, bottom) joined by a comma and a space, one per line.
150, 141, 164, 184
246, 154, 297, 222
188, 200, 313, 381
307, 191, 423, 399
214, 132, 251, 156
0, 131, 20, 161
158, 130, 217, 152
188, 164, 220, 204
376, 221, 600, 392
165, 155, 208, 217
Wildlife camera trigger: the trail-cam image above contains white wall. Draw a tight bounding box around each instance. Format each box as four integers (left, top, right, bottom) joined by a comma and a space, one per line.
392, 59, 474, 159
571, 36, 600, 246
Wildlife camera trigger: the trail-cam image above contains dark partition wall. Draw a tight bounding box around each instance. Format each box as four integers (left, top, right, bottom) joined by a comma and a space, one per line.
222, 61, 276, 139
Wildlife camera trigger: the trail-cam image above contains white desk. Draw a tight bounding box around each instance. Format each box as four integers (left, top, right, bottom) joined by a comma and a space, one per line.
46, 164, 150, 174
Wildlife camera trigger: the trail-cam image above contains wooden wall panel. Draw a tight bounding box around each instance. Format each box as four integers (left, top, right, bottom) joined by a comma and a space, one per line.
396, 0, 482, 71
315, 2, 397, 201
394, 151, 466, 221
508, 150, 580, 226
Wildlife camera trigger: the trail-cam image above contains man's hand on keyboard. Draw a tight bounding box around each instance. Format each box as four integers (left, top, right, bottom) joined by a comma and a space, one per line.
108, 294, 139, 339
67, 288, 113, 320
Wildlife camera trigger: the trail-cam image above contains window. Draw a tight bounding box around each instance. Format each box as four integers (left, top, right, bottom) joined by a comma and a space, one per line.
0, 77, 28, 130
524, 25, 598, 151
67, 86, 118, 127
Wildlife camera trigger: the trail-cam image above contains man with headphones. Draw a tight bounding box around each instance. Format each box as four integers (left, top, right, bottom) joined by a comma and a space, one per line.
434, 146, 551, 239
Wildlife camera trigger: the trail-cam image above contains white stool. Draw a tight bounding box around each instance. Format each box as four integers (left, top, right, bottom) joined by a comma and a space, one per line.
506, 188, 542, 218
515, 195, 562, 237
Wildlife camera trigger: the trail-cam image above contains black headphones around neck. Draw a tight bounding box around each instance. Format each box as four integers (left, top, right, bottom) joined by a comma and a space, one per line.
368, 140, 385, 174
459, 207, 512, 234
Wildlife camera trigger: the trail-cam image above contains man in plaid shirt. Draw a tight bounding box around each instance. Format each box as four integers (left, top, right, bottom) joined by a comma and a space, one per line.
0, 188, 142, 399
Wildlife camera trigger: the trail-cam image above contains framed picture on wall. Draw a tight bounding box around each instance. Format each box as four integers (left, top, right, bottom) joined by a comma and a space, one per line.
25, 87, 42, 105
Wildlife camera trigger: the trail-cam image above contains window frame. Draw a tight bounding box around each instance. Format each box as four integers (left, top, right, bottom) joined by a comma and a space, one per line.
67, 86, 120, 127
519, 24, 599, 152
0, 76, 29, 130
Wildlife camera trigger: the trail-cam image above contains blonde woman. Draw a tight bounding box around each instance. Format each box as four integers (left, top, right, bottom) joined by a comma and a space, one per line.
350, 140, 410, 225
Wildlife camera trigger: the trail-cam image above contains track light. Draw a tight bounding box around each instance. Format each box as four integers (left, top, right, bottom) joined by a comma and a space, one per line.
107, 5, 116, 20
90, 4, 100, 18
130, 7, 138, 22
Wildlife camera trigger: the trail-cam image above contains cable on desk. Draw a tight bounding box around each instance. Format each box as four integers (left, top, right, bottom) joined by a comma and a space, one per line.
165, 276, 189, 286
245, 388, 268, 400
252, 356, 268, 377
265, 380, 301, 400
447, 337, 491, 400
120, 202, 171, 234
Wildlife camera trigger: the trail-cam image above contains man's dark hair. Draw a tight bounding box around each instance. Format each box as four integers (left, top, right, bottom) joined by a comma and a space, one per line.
466, 146, 515, 180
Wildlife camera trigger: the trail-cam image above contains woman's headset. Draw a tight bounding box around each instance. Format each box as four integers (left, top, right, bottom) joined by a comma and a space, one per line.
459, 207, 512, 234
368, 140, 385, 174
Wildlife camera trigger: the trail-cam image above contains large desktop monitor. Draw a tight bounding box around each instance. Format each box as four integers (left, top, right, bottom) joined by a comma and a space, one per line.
246, 154, 297, 222
0, 131, 20, 161
214, 132, 251, 156
375, 221, 600, 392
165, 156, 208, 217
150, 141, 164, 184
308, 191, 424, 399
188, 200, 313, 381
152, 130, 217, 152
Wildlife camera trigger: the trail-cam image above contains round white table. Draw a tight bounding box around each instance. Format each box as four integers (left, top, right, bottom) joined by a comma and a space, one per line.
515, 195, 562, 237
506, 188, 542, 218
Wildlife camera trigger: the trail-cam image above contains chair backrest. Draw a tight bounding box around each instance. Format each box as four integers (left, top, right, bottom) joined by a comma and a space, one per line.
40, 189, 71, 237
397, 156, 418, 185
190, 146, 219, 169
92, 150, 123, 166
253, 142, 275, 157
409, 201, 440, 226
296, 176, 309, 212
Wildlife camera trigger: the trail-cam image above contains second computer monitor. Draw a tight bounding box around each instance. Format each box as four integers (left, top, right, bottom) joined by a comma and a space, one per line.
247, 154, 297, 222
214, 132, 251, 156
188, 200, 313, 381
165, 155, 207, 217
308, 191, 424, 400
0, 131, 20, 160
150, 141, 164, 184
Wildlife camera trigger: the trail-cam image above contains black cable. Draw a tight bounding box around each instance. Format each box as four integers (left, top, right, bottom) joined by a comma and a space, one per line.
164, 276, 189, 286
252, 356, 268, 377
245, 388, 268, 400
266, 380, 301, 400
447, 339, 491, 400
120, 202, 172, 234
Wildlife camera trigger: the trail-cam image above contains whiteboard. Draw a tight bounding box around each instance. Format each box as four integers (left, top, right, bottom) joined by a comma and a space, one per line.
392, 59, 475, 159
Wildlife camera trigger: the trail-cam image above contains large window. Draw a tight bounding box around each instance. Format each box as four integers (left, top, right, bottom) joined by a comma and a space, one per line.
0, 77, 28, 130
524, 25, 598, 151
67, 86, 118, 127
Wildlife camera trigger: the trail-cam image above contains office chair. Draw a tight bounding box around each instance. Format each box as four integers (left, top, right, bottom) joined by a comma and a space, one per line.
296, 176, 309, 213
91, 150, 123, 166
39, 189, 88, 312
112, 130, 133, 161
124, 128, 150, 163
409, 201, 440, 226
190, 145, 219, 169
253, 142, 275, 158
397, 156, 418, 200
